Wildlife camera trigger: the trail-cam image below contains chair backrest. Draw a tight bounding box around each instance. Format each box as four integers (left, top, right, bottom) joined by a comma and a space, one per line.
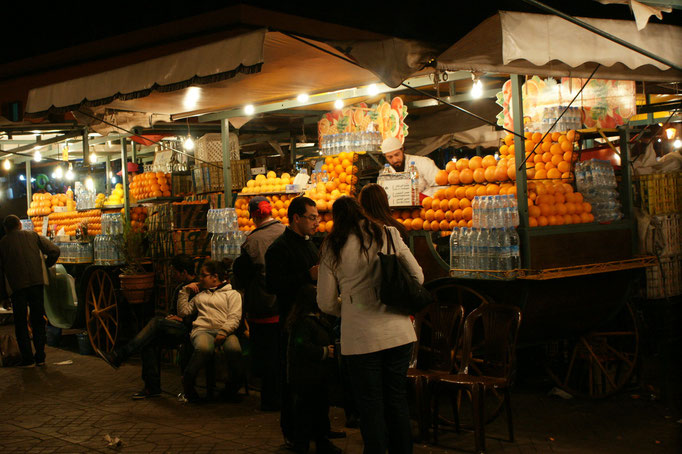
458, 304, 522, 381
413, 282, 490, 372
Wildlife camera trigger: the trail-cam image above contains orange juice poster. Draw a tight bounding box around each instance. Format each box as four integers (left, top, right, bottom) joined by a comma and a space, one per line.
496, 76, 636, 131
318, 96, 409, 143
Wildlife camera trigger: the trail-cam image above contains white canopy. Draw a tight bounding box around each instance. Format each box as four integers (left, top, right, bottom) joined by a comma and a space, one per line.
437, 11, 682, 82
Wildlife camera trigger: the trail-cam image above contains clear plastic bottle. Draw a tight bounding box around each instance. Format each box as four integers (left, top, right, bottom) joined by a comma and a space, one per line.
477, 228, 490, 271
449, 227, 460, 273
460, 227, 471, 278
509, 228, 520, 274
408, 162, 419, 205
499, 228, 512, 272
380, 163, 391, 176
472, 197, 481, 228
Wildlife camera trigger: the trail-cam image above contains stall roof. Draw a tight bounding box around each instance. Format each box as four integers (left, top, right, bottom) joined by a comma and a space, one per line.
436, 11, 682, 82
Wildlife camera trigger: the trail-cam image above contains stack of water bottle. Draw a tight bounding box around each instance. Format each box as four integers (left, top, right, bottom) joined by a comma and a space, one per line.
94, 213, 124, 265
208, 208, 244, 261
57, 242, 94, 263
450, 194, 520, 278
541, 106, 582, 133
575, 159, 623, 222
319, 131, 383, 155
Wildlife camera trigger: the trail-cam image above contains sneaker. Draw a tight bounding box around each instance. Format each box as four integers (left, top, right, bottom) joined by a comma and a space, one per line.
131, 388, 161, 400
17, 361, 35, 368
97, 349, 121, 369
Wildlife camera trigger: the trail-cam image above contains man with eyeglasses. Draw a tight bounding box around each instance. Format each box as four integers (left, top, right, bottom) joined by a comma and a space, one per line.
265, 196, 321, 447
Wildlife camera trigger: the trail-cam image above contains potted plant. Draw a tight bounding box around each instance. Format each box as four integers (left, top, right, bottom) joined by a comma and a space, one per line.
117, 219, 154, 305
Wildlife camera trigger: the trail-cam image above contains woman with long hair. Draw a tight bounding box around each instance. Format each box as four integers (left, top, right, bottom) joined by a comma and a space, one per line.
317, 196, 423, 454
358, 183, 408, 243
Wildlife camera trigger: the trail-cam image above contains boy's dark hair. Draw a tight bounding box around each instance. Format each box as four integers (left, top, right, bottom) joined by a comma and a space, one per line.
286, 284, 319, 330
170, 254, 196, 275
201, 258, 233, 282
287, 196, 316, 223
3, 215, 21, 232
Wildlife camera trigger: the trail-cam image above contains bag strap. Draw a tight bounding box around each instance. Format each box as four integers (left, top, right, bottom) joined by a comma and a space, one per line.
384, 226, 396, 255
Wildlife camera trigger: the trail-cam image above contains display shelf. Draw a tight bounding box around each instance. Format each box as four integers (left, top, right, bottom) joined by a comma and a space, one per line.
518, 256, 657, 280
137, 197, 184, 204
237, 191, 304, 197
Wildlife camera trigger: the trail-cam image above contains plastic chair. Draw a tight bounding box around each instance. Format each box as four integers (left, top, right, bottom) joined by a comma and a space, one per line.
431, 304, 522, 453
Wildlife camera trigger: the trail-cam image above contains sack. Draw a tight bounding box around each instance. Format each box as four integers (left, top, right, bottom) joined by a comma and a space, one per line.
378, 227, 433, 315
0, 335, 22, 367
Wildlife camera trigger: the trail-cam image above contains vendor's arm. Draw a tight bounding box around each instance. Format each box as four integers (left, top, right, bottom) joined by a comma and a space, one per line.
316, 256, 341, 317
218, 291, 242, 337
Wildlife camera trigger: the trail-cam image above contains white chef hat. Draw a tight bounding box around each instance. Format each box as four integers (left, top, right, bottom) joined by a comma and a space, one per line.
381, 137, 403, 154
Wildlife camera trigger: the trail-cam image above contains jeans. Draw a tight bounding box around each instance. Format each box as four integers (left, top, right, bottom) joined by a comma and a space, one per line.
11, 285, 46, 364
346, 342, 414, 454
250, 322, 280, 409
118, 316, 189, 392
183, 329, 244, 391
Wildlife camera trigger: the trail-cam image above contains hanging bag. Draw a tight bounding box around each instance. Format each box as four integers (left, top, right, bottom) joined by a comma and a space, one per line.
378, 227, 433, 315
0, 335, 22, 367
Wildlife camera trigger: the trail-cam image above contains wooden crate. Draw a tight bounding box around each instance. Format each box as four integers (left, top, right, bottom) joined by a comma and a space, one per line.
193, 159, 251, 193
172, 230, 210, 257
172, 201, 209, 229
171, 172, 193, 197
196, 133, 240, 162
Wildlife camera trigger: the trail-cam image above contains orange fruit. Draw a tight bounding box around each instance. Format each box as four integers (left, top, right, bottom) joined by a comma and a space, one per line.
462, 207, 473, 221
507, 166, 517, 181
554, 193, 566, 204
484, 167, 497, 183
499, 144, 509, 156
473, 168, 486, 183
547, 168, 561, 179
455, 158, 469, 171
446, 170, 460, 185
557, 161, 571, 174
535, 169, 547, 180
412, 218, 424, 230
431, 220, 441, 231
476, 185, 487, 197
495, 165, 509, 182
425, 209, 436, 221
445, 186, 457, 199
561, 140, 573, 153
535, 162, 546, 171
550, 143, 563, 155
439, 220, 450, 231
459, 169, 474, 184
434, 188, 447, 200
423, 220, 432, 231
454, 209, 463, 221
525, 140, 534, 153
448, 198, 459, 211
435, 170, 449, 186
529, 217, 539, 227
566, 130, 576, 142
571, 214, 582, 224
482, 155, 497, 168
469, 156, 483, 170
531, 132, 543, 143
455, 186, 467, 200
465, 186, 477, 200
430, 199, 441, 211
541, 152, 552, 163
439, 199, 449, 212
545, 162, 556, 170
504, 133, 514, 147
459, 198, 472, 209
445, 160, 457, 173
537, 215, 549, 226
551, 154, 564, 166
449, 220, 458, 230
583, 202, 592, 213
541, 141, 552, 153
551, 132, 561, 142
421, 197, 433, 209
434, 210, 445, 222
445, 210, 454, 221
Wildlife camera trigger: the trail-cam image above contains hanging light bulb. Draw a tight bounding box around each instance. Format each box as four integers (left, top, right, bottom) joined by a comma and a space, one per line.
183, 136, 195, 151
244, 104, 255, 115
85, 176, 95, 191
334, 99, 344, 110
674, 139, 682, 149
368, 84, 379, 96
471, 74, 483, 99
297, 94, 309, 103
65, 163, 75, 181
89, 151, 97, 164
2, 159, 10, 170
665, 127, 677, 140
54, 166, 64, 180
33, 149, 42, 162
111, 176, 117, 185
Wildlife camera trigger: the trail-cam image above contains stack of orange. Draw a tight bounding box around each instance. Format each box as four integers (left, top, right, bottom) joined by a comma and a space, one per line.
27, 193, 75, 216
305, 151, 360, 213
129, 172, 172, 200
32, 210, 102, 236
391, 182, 519, 236
526, 181, 593, 227
126, 206, 148, 233
234, 195, 292, 232
499, 130, 578, 181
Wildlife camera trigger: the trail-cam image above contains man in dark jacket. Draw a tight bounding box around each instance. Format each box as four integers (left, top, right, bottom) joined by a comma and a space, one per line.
265, 196, 320, 446
233, 196, 285, 411
0, 215, 60, 367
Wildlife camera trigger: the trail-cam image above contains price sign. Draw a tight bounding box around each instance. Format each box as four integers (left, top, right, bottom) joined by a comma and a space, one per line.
378, 174, 414, 207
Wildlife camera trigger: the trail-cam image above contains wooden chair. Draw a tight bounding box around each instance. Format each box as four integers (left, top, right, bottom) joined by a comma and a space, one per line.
431, 304, 522, 453
408, 282, 491, 441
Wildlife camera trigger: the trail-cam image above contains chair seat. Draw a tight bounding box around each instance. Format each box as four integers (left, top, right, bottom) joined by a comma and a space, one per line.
407, 368, 452, 380
437, 373, 507, 388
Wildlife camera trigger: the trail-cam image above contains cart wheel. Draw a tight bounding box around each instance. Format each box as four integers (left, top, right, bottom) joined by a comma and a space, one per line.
545, 302, 639, 398
423, 279, 504, 427
84, 268, 119, 353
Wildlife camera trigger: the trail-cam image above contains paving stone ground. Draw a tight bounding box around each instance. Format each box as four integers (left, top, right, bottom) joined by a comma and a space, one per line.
1, 323, 680, 454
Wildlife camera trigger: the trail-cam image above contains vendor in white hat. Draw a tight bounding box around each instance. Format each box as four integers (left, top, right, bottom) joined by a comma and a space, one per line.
381, 137, 440, 198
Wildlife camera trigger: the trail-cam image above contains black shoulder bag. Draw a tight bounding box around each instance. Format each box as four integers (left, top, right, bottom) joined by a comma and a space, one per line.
378, 227, 433, 315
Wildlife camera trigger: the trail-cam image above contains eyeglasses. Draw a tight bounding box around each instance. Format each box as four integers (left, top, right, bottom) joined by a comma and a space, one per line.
302, 214, 320, 222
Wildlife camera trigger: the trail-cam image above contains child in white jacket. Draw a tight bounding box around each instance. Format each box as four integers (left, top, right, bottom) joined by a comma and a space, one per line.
177, 259, 243, 402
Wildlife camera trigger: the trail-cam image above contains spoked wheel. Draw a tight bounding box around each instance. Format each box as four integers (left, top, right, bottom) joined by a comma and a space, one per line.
84, 268, 119, 353
545, 302, 639, 398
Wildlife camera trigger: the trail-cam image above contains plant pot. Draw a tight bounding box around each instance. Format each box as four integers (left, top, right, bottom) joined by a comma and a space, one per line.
119, 272, 155, 305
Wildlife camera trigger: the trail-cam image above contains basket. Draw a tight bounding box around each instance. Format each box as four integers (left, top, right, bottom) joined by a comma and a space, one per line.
646, 255, 682, 299
192, 159, 251, 193
634, 172, 682, 215
195, 133, 240, 163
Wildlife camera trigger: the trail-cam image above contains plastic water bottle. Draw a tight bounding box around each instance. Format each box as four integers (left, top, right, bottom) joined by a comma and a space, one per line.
408, 162, 419, 205
510, 195, 519, 227
460, 228, 471, 278
509, 228, 520, 274
449, 228, 460, 272
380, 163, 391, 176
472, 197, 480, 228
477, 228, 490, 271
489, 196, 500, 228
499, 228, 512, 272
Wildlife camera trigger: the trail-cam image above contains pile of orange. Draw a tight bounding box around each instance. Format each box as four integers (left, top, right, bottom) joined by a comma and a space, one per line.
527, 181, 593, 226
234, 195, 292, 231
305, 151, 359, 212
130, 172, 172, 200
242, 171, 293, 194
391, 183, 519, 234
500, 130, 578, 181
32, 210, 102, 236
126, 206, 148, 233
27, 193, 75, 216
